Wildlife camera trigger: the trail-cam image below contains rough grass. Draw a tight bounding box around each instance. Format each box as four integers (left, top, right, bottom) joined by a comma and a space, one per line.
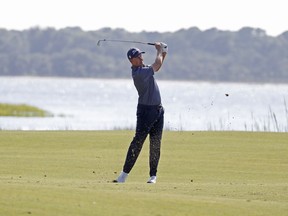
0, 103, 53, 117
0, 131, 287, 216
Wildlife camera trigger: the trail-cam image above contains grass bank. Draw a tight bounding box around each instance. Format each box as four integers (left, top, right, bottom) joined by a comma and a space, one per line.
0, 131, 287, 216
0, 103, 53, 117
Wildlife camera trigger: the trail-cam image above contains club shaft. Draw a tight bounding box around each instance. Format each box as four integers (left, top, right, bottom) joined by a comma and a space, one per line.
98, 39, 155, 46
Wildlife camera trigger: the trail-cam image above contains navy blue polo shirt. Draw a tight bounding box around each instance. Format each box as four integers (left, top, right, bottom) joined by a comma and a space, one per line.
131, 65, 161, 106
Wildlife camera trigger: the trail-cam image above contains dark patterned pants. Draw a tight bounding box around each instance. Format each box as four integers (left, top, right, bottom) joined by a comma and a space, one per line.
123, 104, 164, 177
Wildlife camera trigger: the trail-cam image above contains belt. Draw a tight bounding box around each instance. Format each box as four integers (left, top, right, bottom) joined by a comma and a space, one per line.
137, 103, 162, 109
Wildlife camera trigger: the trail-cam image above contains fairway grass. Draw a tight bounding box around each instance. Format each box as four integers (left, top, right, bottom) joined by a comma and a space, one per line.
0, 131, 287, 216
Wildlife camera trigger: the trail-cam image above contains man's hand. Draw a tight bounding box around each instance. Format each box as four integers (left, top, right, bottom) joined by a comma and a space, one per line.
160, 42, 168, 53
155, 42, 162, 51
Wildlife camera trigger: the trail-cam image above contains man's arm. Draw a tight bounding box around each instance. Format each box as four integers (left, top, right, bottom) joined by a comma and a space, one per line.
151, 42, 166, 72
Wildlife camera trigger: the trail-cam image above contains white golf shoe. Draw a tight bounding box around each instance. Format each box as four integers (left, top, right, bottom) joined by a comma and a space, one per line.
147, 176, 157, 184
114, 171, 128, 183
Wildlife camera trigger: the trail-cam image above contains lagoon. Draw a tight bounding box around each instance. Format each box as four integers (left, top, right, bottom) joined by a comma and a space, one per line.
0, 77, 287, 131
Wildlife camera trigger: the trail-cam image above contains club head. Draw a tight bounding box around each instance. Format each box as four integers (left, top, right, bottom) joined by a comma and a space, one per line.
97, 40, 101, 46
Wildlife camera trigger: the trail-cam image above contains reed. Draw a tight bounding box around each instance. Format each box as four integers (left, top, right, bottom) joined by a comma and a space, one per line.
207, 100, 288, 132
247, 100, 288, 132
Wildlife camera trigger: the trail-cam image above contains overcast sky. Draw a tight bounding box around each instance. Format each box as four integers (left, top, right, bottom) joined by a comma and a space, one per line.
0, 0, 287, 36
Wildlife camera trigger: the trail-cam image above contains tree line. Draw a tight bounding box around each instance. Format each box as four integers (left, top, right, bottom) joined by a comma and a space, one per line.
1, 26, 288, 83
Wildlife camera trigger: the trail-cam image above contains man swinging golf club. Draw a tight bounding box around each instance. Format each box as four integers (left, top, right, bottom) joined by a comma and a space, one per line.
114, 42, 168, 183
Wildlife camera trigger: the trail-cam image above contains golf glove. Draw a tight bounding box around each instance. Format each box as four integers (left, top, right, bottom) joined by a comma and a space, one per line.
160, 42, 168, 53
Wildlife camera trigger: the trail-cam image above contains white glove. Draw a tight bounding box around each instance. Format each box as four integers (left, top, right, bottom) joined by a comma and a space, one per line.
160, 42, 168, 53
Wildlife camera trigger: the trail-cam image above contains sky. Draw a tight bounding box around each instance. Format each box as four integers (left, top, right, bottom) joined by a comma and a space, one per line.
0, 0, 287, 36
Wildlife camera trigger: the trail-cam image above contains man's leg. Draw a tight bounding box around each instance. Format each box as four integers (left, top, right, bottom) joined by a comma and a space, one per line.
123, 131, 148, 174
122, 105, 150, 174
148, 108, 164, 178
115, 122, 148, 183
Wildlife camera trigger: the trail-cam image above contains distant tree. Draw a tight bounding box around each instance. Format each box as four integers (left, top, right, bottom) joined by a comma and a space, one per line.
0, 26, 288, 83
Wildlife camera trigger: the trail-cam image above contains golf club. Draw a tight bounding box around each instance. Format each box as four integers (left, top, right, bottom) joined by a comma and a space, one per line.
97, 39, 156, 46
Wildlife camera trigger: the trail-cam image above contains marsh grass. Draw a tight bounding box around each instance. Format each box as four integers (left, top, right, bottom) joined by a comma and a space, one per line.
0, 103, 53, 117
247, 99, 288, 132
207, 100, 288, 132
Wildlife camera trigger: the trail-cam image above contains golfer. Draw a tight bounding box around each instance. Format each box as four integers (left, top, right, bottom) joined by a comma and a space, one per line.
114, 42, 167, 183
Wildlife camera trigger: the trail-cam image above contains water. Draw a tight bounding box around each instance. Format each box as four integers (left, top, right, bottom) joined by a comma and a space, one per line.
0, 77, 287, 131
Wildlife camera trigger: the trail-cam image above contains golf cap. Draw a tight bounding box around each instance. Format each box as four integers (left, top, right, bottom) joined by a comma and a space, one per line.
127, 48, 145, 60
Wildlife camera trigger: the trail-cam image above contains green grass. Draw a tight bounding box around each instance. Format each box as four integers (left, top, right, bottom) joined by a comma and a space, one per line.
0, 103, 53, 117
0, 131, 287, 216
